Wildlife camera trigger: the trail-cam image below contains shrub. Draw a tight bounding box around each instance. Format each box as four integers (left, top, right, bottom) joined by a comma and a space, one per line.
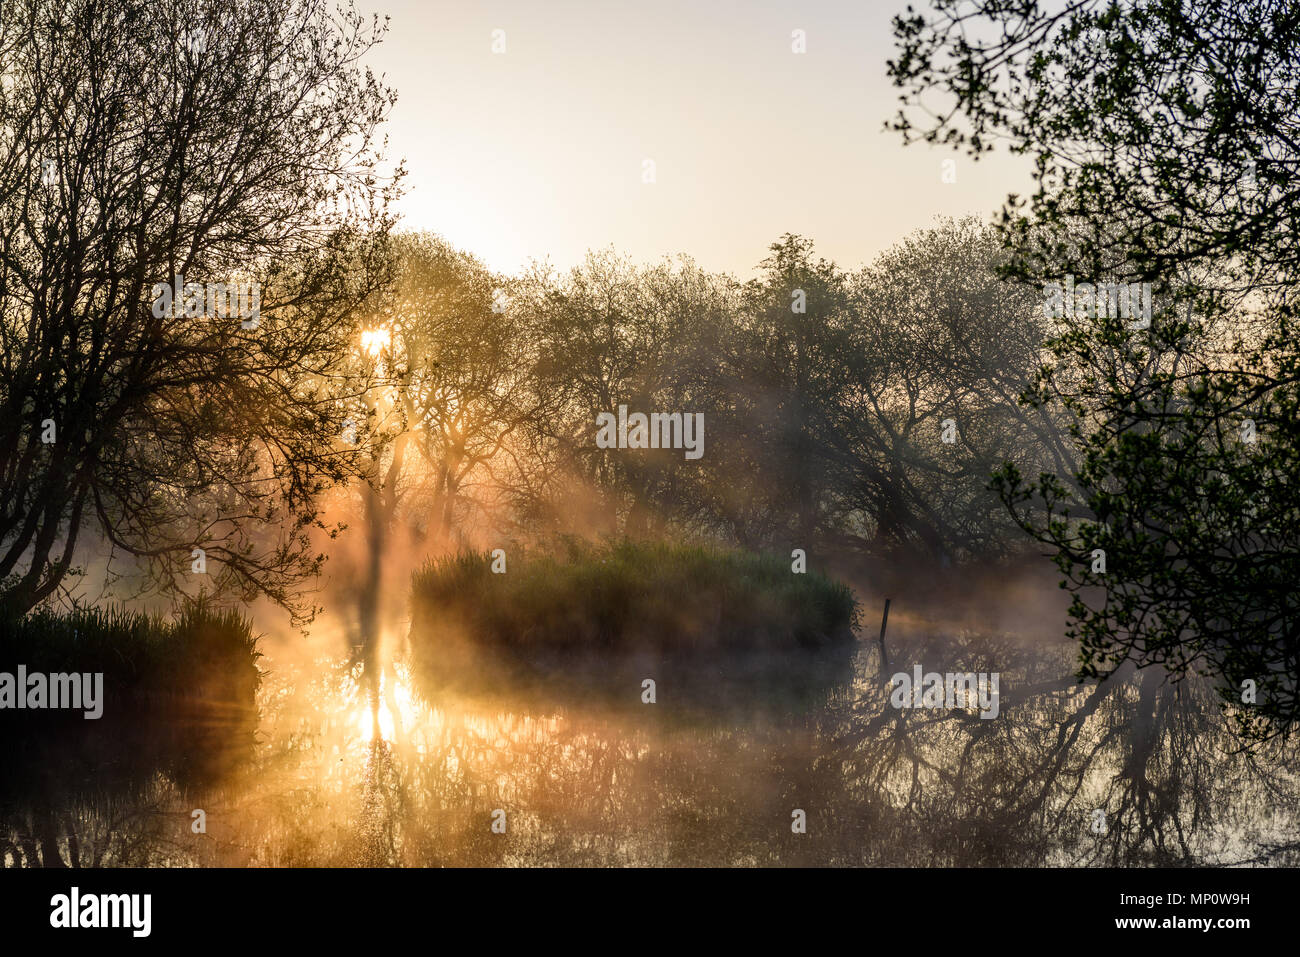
408, 541, 858, 707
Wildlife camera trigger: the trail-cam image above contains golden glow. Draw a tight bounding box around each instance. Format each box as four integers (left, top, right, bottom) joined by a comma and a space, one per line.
373, 0, 1033, 278
360, 327, 391, 358
355, 662, 419, 742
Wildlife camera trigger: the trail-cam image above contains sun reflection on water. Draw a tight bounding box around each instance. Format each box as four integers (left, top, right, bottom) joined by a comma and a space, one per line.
352, 661, 421, 742
18, 637, 1293, 868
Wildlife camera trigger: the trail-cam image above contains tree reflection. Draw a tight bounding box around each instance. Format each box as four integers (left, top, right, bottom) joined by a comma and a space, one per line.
4, 632, 1297, 866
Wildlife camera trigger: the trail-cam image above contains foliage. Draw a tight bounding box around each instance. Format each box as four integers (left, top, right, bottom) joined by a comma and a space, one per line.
408, 541, 858, 693
891, 0, 1300, 738
0, 599, 263, 796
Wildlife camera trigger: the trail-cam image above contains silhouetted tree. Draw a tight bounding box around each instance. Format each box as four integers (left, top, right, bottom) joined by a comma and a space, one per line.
892, 0, 1300, 737
0, 0, 399, 621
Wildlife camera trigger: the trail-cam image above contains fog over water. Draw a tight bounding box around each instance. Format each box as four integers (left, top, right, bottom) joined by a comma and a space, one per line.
5, 568, 1297, 868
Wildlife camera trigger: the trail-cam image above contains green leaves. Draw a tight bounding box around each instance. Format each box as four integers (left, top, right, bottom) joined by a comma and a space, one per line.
895, 0, 1300, 740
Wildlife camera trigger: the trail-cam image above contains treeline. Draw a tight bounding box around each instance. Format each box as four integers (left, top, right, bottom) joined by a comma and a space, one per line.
355, 218, 1071, 570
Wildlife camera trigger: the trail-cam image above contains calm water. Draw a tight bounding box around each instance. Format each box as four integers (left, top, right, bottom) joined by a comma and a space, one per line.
3, 623, 1299, 867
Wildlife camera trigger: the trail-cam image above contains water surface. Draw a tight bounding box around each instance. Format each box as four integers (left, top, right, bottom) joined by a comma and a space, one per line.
3, 625, 1297, 867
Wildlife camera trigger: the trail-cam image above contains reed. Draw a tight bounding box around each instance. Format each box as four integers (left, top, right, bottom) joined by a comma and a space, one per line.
408, 540, 858, 702
0, 599, 263, 799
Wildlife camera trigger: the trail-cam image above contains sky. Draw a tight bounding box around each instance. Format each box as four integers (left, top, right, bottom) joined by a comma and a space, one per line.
358, 0, 1034, 278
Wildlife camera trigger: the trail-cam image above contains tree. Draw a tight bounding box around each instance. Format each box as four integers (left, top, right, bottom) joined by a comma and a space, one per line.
703, 225, 1058, 564
0, 0, 399, 621
891, 0, 1300, 737
378, 235, 551, 546
519, 249, 725, 538
827, 218, 1065, 563
727, 234, 847, 549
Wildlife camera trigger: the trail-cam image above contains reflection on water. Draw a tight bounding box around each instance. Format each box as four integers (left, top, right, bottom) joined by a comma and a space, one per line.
3, 627, 1299, 867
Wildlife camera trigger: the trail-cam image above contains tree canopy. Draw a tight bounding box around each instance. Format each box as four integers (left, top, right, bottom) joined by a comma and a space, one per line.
0, 0, 399, 621
891, 0, 1300, 738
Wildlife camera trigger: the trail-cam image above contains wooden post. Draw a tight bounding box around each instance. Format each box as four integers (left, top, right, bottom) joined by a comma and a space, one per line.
878, 598, 892, 675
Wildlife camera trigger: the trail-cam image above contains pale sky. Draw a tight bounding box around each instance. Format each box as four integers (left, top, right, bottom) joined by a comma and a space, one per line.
359, 0, 1033, 278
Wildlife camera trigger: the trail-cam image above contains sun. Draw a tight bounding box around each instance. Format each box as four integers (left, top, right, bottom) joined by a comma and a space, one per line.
360, 327, 391, 358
